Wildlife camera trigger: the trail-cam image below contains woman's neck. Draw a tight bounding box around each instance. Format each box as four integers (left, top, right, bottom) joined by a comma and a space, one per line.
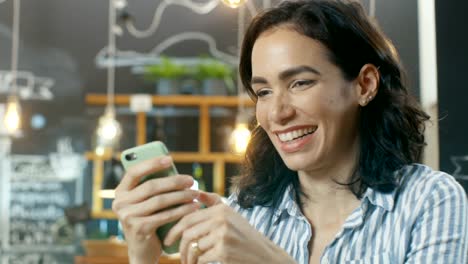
297, 154, 361, 226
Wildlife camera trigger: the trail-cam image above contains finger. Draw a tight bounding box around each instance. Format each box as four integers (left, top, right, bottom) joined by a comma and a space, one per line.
177, 219, 221, 264
164, 205, 215, 245
123, 202, 200, 238
185, 240, 200, 264
126, 175, 194, 204
124, 189, 200, 218
112, 175, 194, 211
115, 155, 174, 192
197, 191, 222, 207
197, 228, 218, 254
197, 241, 222, 264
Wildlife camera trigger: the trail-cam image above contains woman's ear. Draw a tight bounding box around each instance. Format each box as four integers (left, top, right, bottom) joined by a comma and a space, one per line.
355, 64, 379, 106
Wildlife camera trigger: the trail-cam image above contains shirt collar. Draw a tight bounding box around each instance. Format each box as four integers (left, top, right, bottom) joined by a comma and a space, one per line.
361, 186, 397, 212
361, 167, 405, 212
271, 173, 400, 225
272, 184, 303, 223
341, 185, 398, 229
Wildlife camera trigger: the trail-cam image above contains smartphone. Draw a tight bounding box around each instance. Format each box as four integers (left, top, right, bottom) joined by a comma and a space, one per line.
120, 141, 187, 254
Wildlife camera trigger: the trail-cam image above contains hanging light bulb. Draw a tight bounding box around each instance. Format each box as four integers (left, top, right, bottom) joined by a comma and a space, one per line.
113, 0, 127, 10
94, 107, 122, 156
94, 0, 121, 157
4, 0, 22, 136
222, 0, 248, 8
96, 108, 121, 141
230, 114, 251, 154
95, 145, 106, 157
4, 95, 21, 134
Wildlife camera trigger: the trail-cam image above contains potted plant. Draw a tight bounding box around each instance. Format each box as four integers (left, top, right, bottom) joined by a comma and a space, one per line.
144, 57, 190, 95
195, 58, 235, 95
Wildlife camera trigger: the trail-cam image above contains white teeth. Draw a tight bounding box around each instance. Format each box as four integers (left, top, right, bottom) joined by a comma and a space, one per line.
277, 127, 317, 142
278, 133, 290, 141
293, 130, 299, 138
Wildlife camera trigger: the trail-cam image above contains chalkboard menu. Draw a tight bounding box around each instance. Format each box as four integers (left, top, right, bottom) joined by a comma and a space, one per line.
9, 181, 72, 246
0, 155, 83, 264
1, 252, 72, 264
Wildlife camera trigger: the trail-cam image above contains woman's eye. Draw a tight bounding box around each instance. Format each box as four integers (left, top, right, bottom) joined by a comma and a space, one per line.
291, 80, 315, 88
255, 89, 271, 97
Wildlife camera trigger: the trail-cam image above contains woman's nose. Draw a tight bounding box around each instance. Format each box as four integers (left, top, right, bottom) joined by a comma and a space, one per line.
268, 94, 295, 124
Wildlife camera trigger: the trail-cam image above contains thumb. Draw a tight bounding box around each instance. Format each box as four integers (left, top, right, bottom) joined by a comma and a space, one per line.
198, 191, 222, 207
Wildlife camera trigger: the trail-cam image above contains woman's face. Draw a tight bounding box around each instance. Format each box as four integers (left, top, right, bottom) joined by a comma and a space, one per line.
251, 27, 361, 173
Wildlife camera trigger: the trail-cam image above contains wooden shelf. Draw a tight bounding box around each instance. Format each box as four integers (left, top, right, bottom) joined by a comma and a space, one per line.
86, 94, 253, 219
91, 210, 116, 219
85, 151, 245, 163
86, 94, 254, 107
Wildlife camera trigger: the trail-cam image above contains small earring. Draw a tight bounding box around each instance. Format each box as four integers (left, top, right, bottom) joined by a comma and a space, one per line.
361, 99, 367, 106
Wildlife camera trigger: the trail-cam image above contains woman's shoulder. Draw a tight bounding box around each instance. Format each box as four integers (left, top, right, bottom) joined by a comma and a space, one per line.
398, 164, 465, 195
395, 163, 467, 208
389, 164, 468, 262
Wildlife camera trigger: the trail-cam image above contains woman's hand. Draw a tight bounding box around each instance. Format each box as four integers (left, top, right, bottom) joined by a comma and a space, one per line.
164, 192, 296, 264
112, 156, 200, 264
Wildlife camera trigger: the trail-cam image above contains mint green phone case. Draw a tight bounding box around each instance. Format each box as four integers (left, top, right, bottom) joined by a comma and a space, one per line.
120, 141, 181, 254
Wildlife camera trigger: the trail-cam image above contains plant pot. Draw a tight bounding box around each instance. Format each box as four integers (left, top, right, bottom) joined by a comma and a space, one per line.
157, 79, 179, 95
202, 78, 227, 96
180, 79, 199, 95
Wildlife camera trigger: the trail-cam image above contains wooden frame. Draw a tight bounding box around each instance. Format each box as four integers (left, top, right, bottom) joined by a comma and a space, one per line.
85, 94, 254, 219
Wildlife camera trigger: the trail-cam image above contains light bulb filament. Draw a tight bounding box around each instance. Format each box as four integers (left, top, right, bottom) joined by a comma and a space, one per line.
230, 123, 251, 153
222, 0, 247, 8
4, 97, 21, 133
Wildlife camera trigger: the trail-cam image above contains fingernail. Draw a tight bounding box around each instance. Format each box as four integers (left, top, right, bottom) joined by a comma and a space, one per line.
160, 156, 172, 165
184, 177, 194, 186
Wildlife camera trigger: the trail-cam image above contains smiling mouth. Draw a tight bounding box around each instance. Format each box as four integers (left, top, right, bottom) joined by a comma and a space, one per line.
276, 126, 318, 143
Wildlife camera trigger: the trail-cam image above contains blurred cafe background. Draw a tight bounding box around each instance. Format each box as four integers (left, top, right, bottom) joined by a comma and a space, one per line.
0, 0, 466, 263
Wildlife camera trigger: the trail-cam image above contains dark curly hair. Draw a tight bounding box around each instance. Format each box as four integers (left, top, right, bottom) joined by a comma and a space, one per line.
233, 0, 430, 208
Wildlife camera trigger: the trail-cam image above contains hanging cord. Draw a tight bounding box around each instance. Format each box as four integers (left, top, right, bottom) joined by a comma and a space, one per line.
245, 0, 257, 16
369, 0, 376, 18
10, 0, 20, 95
236, 3, 245, 116
107, 0, 116, 112
149, 31, 238, 65
125, 0, 219, 39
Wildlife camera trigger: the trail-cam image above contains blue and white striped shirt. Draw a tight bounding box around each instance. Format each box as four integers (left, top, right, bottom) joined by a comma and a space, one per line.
228, 164, 468, 264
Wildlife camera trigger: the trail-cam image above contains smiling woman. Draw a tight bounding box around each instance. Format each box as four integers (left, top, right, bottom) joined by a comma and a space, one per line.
112, 1, 467, 264
232, 0, 467, 263
251, 29, 363, 171
237, 0, 431, 208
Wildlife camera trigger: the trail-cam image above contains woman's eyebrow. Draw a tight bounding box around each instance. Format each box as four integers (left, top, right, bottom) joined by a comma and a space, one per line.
251, 76, 268, 85
278, 65, 321, 81
251, 65, 321, 85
